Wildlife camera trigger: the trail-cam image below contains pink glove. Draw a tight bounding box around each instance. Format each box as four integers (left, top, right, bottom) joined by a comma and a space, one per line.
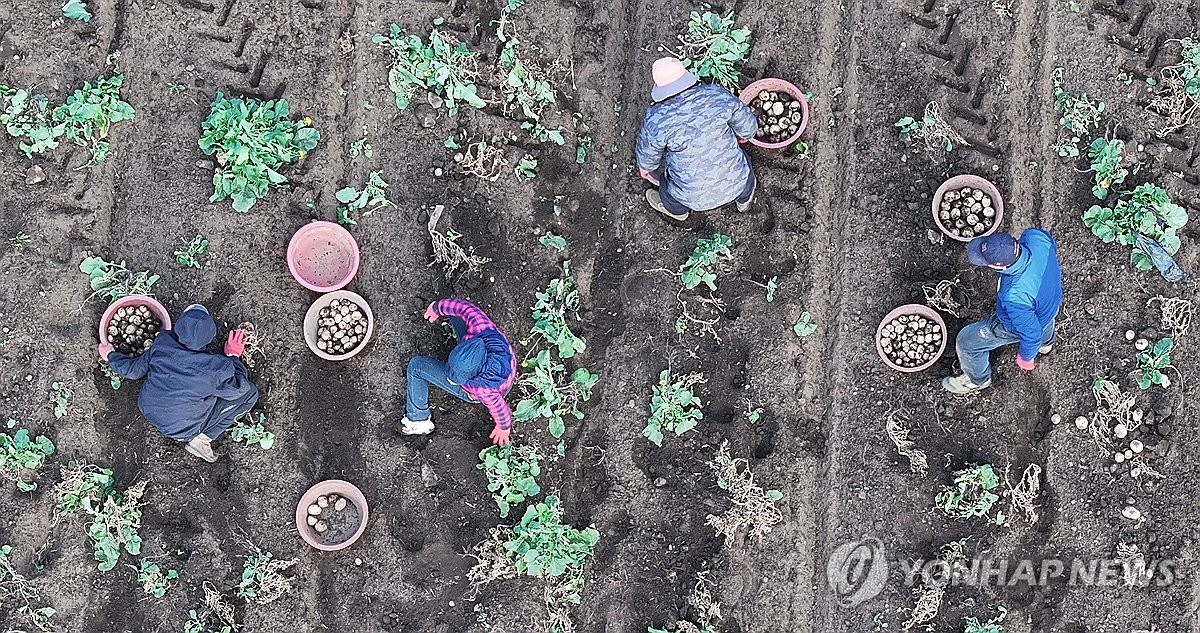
423, 302, 440, 322
489, 426, 512, 446
737, 137, 747, 144
1015, 354, 1036, 371
638, 168, 660, 187
97, 343, 114, 360
225, 330, 247, 357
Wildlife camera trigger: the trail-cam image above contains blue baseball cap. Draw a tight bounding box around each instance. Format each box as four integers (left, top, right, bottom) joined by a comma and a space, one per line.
967, 233, 1018, 267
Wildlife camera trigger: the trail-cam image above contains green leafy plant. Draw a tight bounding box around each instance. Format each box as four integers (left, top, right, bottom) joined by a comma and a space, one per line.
513, 350, 598, 438
52, 462, 114, 519
499, 41, 565, 145
10, 232, 32, 247
228, 413, 275, 449
0, 86, 65, 157
963, 606, 1008, 633
335, 171, 393, 225
478, 444, 542, 518
504, 495, 599, 578
49, 382, 72, 419
372, 26, 486, 116
765, 275, 778, 302
528, 262, 587, 358
198, 93, 320, 212
1085, 137, 1128, 200
745, 405, 764, 424
643, 370, 704, 446
1083, 183, 1188, 270
184, 610, 232, 633
174, 234, 209, 268
235, 549, 298, 605
1135, 337, 1175, 389
79, 254, 159, 303
101, 364, 122, 390
87, 481, 146, 571
673, 11, 752, 90
515, 154, 538, 181
934, 464, 1003, 523
680, 233, 732, 291
131, 559, 179, 598
62, 0, 92, 21
793, 311, 817, 338
52, 75, 136, 165
0, 545, 56, 630
539, 232, 567, 251
1051, 67, 1105, 157
0, 427, 55, 492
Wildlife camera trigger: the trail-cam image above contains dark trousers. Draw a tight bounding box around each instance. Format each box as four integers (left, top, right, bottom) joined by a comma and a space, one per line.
201, 388, 260, 439
652, 164, 756, 214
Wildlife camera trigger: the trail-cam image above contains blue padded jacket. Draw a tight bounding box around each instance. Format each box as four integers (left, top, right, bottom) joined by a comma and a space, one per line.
634, 84, 758, 211
996, 228, 1064, 361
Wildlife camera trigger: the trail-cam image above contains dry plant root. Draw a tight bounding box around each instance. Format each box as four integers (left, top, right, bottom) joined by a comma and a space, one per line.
885, 408, 929, 477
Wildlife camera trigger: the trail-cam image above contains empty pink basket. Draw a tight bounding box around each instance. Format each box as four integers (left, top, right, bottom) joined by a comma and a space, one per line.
287, 221, 360, 292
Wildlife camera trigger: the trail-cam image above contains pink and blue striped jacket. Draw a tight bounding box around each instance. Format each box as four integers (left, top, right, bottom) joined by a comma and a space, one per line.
434, 299, 516, 430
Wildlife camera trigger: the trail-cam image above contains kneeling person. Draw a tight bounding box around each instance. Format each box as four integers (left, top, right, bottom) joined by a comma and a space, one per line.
98, 305, 258, 462
401, 298, 515, 445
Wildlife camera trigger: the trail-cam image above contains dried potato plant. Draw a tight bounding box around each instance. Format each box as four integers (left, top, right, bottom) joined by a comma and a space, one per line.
1005, 464, 1042, 525
705, 442, 783, 545
454, 138, 507, 181
467, 526, 518, 590
427, 205, 490, 278
1148, 295, 1193, 339
885, 409, 928, 477
1090, 377, 1136, 449
1116, 543, 1151, 587
902, 540, 967, 632
921, 278, 965, 318
0, 545, 55, 632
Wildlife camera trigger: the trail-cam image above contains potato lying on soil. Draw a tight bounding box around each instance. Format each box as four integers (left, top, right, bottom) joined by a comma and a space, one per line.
937, 186, 997, 239
316, 298, 368, 356
879, 314, 943, 368
750, 90, 804, 144
106, 305, 162, 357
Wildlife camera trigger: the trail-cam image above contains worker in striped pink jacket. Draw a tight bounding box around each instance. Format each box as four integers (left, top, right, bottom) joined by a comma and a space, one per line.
401, 298, 515, 445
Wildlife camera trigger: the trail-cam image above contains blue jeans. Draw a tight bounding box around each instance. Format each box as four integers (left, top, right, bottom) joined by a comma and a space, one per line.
405, 317, 474, 421
956, 313, 1056, 384
652, 163, 756, 214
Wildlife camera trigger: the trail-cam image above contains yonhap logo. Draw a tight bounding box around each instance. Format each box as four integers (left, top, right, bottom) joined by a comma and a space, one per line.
827, 537, 888, 606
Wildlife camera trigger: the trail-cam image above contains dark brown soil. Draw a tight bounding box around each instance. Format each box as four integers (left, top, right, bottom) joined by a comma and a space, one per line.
1, 0, 1198, 631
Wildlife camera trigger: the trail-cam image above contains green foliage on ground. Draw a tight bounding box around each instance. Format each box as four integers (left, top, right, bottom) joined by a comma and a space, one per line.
513, 350, 598, 438
503, 495, 599, 578
680, 234, 732, 291
0, 76, 133, 162
643, 370, 704, 446
1083, 183, 1188, 271
1135, 337, 1175, 389
675, 11, 751, 90
478, 444, 542, 518
529, 262, 587, 358
935, 464, 1003, 524
198, 93, 320, 212
131, 559, 179, 598
335, 171, 393, 225
1085, 137, 1128, 200
228, 413, 275, 449
372, 26, 485, 116
0, 427, 54, 492
174, 234, 209, 269
80, 254, 159, 303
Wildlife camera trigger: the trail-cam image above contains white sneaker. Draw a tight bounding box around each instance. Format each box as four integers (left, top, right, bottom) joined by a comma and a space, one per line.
185, 433, 218, 463
942, 374, 991, 395
1038, 344, 1053, 355
400, 417, 435, 435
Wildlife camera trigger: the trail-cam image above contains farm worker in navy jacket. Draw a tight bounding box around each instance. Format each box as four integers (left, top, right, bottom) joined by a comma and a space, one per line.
400, 298, 515, 445
634, 57, 759, 221
943, 230, 1064, 394
97, 305, 258, 462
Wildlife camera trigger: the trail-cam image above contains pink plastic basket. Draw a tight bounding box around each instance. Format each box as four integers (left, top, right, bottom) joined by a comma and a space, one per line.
875, 304, 948, 373
931, 175, 1005, 243
287, 221, 360, 292
296, 479, 369, 551
739, 78, 811, 149
99, 295, 171, 344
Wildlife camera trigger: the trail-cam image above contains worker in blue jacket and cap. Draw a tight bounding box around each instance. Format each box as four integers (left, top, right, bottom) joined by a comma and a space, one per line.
97, 305, 258, 462
635, 57, 759, 221
943, 229, 1064, 394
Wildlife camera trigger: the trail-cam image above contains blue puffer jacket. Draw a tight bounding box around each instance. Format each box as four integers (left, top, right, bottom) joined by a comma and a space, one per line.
996, 229, 1064, 361
108, 307, 258, 440
635, 84, 758, 211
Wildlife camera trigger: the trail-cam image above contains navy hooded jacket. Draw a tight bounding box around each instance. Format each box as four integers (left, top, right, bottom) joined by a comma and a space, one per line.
996, 229, 1064, 361
108, 306, 258, 441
